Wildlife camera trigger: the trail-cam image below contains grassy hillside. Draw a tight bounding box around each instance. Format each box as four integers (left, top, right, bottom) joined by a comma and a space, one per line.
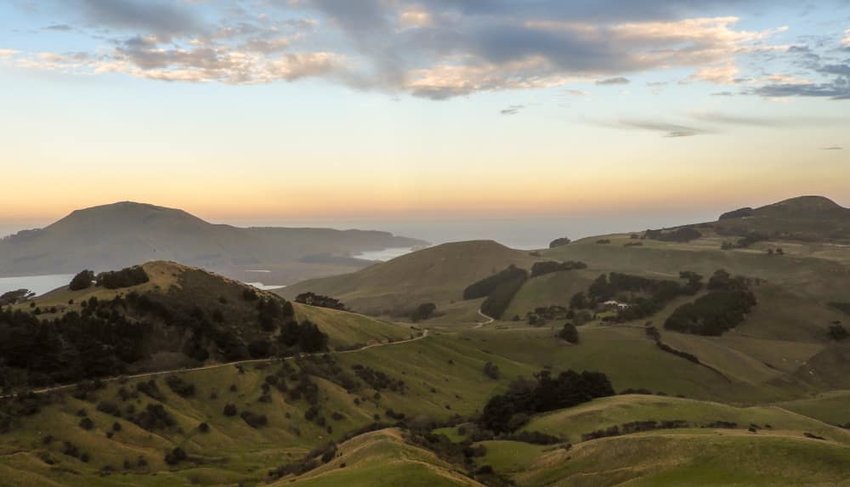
514, 432, 850, 486
275, 429, 483, 487
522, 394, 850, 445
455, 326, 796, 403
280, 241, 540, 319
0, 261, 416, 393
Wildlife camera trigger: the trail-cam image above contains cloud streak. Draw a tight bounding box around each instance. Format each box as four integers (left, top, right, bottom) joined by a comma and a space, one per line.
602, 119, 708, 138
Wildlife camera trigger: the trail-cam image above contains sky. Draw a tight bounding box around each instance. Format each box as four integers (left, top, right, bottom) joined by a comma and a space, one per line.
1, 0, 849, 240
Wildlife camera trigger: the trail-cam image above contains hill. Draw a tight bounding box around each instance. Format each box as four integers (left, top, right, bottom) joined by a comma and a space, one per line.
280, 240, 540, 320
0, 202, 426, 285
274, 429, 483, 487
686, 195, 850, 244
0, 261, 414, 393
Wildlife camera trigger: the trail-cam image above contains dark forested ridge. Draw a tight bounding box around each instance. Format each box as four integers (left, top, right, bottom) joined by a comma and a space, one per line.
0, 263, 327, 392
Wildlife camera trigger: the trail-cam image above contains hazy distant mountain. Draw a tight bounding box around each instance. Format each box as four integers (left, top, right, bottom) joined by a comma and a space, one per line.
0, 202, 426, 284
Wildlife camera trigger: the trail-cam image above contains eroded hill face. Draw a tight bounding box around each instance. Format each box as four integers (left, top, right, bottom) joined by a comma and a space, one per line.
0, 201, 426, 285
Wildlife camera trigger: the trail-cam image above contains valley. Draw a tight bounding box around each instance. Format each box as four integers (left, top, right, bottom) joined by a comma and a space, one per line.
2, 196, 850, 486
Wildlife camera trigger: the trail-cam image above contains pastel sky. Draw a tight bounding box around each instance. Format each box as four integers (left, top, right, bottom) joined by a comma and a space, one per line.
1, 0, 849, 227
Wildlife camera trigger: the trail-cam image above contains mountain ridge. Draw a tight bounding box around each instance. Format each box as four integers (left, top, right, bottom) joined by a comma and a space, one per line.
0, 201, 427, 284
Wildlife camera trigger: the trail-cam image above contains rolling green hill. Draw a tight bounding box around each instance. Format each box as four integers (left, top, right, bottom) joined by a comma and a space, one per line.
280, 240, 540, 320
274, 429, 483, 487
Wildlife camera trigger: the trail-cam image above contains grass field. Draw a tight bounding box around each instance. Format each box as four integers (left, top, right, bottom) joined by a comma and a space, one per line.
455, 325, 795, 403
515, 431, 850, 486
778, 390, 850, 426
522, 394, 850, 445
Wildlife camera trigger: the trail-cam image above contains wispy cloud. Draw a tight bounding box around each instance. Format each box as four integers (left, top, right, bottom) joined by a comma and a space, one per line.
822, 146, 844, 150
596, 77, 630, 85
690, 112, 844, 127
500, 105, 525, 116
605, 119, 708, 138
43, 24, 73, 31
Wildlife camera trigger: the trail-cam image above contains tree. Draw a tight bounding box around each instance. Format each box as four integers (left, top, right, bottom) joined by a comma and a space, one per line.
558, 323, 579, 344
828, 324, 848, 341
411, 303, 436, 323
570, 292, 589, 310
69, 270, 95, 291
483, 362, 501, 380
549, 237, 571, 248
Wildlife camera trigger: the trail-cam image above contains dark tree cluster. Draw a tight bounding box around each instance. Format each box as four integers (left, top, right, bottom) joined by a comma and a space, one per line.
665, 272, 757, 336
68, 270, 95, 291
410, 303, 437, 323
719, 207, 755, 220
0, 289, 34, 306
525, 305, 569, 325
479, 369, 614, 433
570, 271, 702, 323
0, 305, 147, 390
644, 227, 702, 242
295, 292, 346, 310
0, 282, 323, 391
721, 231, 770, 250
483, 362, 501, 380
828, 324, 848, 341
96, 266, 150, 289
548, 237, 572, 248
463, 265, 528, 300
463, 265, 529, 320
352, 364, 406, 393
165, 375, 195, 398
530, 260, 588, 278
558, 323, 579, 344
279, 320, 328, 353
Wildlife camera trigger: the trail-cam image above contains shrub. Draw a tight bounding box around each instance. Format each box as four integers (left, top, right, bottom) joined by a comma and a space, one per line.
483, 362, 501, 380
164, 447, 187, 465
132, 404, 176, 431
549, 237, 571, 248
223, 404, 238, 417
558, 323, 579, 344
828, 324, 848, 341
165, 376, 195, 398
79, 417, 95, 430
240, 410, 268, 428
411, 303, 437, 322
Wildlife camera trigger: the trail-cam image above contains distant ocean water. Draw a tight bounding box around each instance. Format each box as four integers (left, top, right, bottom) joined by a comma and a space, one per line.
248, 212, 719, 250
0, 274, 74, 296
